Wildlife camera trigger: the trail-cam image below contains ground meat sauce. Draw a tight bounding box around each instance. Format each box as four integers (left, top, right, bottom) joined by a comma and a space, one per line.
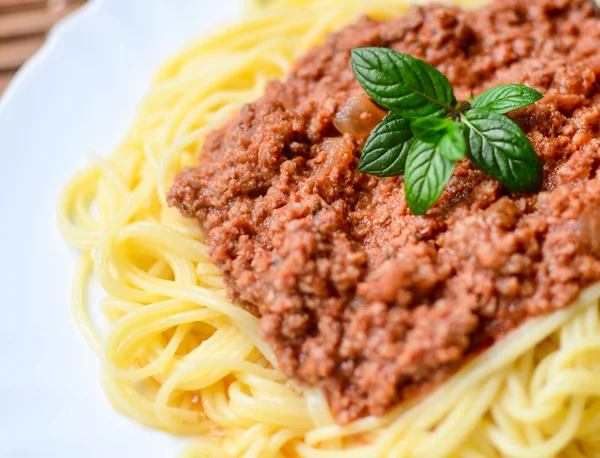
168, 0, 600, 423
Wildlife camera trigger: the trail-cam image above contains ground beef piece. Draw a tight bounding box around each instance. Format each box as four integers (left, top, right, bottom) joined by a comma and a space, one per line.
168, 0, 600, 423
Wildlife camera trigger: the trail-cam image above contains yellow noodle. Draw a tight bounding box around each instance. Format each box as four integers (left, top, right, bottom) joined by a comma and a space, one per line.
58, 0, 600, 456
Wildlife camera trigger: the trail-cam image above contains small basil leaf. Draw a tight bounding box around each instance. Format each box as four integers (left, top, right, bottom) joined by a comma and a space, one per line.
439, 122, 467, 161
410, 116, 448, 143
358, 112, 414, 177
405, 138, 456, 215
471, 84, 543, 114
351, 48, 456, 119
464, 109, 543, 193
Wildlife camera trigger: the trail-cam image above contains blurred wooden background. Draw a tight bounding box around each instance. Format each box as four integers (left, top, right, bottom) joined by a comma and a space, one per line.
0, 0, 86, 93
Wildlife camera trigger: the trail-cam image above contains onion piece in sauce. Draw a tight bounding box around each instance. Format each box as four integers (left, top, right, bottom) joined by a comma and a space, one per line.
577, 205, 600, 255
333, 94, 387, 138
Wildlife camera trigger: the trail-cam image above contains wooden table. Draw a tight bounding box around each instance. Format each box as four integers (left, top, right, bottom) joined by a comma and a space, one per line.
0, 0, 86, 93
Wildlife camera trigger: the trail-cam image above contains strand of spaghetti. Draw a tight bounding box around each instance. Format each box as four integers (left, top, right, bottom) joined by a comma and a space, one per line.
172, 88, 263, 140
202, 381, 255, 429
92, 172, 162, 303
70, 252, 101, 354
103, 303, 221, 379
86, 151, 129, 196
115, 273, 277, 364
58, 167, 104, 248
577, 401, 600, 438
294, 443, 374, 458
414, 375, 504, 456
116, 222, 209, 262
490, 397, 585, 457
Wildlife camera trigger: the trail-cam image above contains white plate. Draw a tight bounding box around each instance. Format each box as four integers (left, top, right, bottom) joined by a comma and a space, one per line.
0, 1, 241, 456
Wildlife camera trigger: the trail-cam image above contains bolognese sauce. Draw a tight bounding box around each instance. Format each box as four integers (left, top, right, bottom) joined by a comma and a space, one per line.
168, 0, 600, 423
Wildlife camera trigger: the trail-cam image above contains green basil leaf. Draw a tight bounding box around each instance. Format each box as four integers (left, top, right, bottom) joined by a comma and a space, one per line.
351, 48, 456, 119
410, 116, 448, 143
463, 109, 543, 193
358, 112, 414, 177
405, 138, 456, 215
471, 84, 543, 114
439, 122, 467, 161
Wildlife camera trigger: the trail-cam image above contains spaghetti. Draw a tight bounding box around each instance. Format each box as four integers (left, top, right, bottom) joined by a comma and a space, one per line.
58, 0, 600, 456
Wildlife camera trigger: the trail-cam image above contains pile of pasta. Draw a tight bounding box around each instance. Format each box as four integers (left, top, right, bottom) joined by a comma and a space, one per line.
59, 0, 600, 456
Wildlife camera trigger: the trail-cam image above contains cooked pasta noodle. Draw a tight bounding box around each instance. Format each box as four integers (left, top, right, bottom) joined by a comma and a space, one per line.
58, 0, 600, 456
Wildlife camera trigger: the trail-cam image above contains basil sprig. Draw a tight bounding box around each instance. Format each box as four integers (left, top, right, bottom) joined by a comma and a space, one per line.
351, 47, 544, 215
